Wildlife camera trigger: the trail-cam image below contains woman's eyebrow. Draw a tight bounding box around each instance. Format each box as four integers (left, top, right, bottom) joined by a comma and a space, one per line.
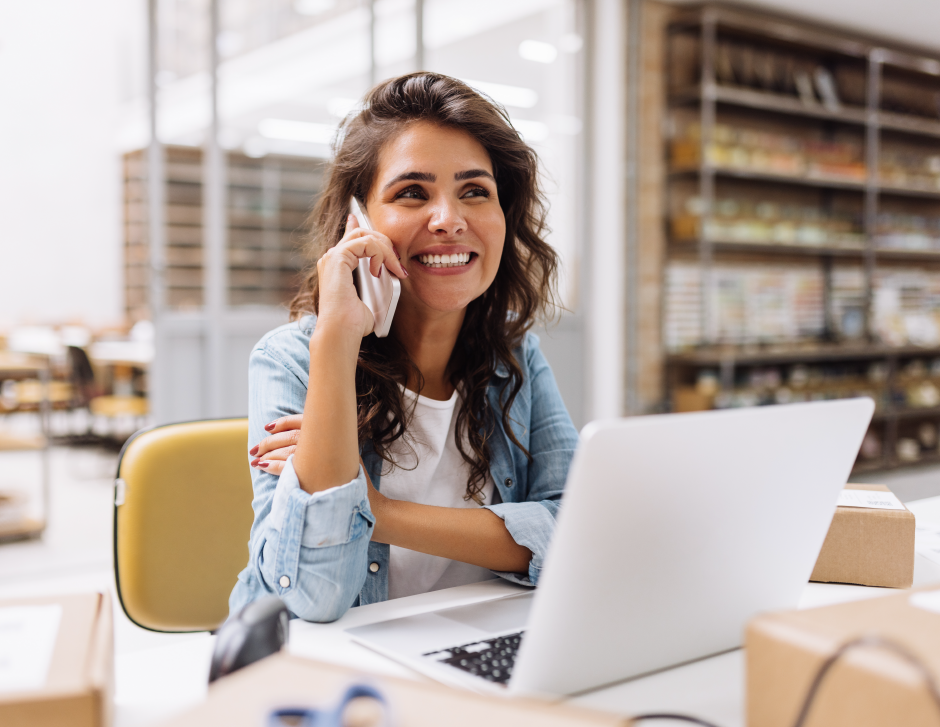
455, 169, 495, 182
383, 171, 435, 190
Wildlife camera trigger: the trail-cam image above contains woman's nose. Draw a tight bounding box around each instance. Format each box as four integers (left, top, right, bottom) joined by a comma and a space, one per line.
428, 198, 466, 236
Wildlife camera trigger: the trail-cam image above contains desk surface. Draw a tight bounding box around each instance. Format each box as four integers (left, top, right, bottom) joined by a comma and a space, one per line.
116, 495, 940, 727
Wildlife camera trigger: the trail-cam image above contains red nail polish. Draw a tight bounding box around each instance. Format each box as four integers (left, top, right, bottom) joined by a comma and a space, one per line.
250, 458, 260, 467
402, 269, 409, 278
264, 422, 275, 431
258, 461, 269, 468
249, 445, 259, 456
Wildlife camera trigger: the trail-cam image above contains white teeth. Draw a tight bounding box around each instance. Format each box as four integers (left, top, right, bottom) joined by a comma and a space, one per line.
416, 252, 472, 268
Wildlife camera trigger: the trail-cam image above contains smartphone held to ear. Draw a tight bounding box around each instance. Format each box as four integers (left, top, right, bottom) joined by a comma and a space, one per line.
349, 197, 400, 338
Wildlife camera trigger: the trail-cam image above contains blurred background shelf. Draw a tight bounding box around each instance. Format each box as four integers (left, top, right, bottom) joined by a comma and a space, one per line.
662, 4, 940, 474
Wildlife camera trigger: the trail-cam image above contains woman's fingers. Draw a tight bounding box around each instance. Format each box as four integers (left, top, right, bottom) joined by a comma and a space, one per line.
337, 225, 408, 280
253, 459, 286, 476
263, 414, 303, 434
252, 430, 301, 459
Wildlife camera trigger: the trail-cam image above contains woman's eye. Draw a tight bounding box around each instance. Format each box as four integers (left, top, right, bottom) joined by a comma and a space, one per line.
462, 186, 490, 199
396, 185, 427, 200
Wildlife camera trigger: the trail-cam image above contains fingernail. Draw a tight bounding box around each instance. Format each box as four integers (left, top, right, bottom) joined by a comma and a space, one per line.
258, 461, 269, 468
250, 458, 260, 467
264, 422, 275, 431
249, 445, 259, 456
401, 268, 409, 278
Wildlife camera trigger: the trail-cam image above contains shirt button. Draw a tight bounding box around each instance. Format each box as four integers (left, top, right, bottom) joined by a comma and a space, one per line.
369, 562, 380, 573
279, 575, 290, 588
504, 477, 514, 488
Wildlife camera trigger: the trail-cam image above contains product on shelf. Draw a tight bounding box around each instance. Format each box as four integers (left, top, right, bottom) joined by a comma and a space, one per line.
671, 122, 867, 182
665, 262, 824, 350
879, 145, 940, 192
699, 361, 887, 412
873, 269, 940, 346
672, 195, 865, 248
875, 211, 940, 251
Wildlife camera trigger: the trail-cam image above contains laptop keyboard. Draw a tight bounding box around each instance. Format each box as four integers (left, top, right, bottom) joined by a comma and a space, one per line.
423, 631, 526, 684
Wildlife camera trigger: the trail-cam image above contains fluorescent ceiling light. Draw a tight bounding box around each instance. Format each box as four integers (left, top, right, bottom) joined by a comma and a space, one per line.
258, 118, 336, 144
511, 119, 549, 143
518, 40, 558, 64
461, 79, 538, 109
327, 97, 359, 118
294, 0, 336, 16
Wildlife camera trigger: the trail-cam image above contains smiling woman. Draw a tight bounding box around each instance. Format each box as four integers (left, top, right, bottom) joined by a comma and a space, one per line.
229, 73, 579, 622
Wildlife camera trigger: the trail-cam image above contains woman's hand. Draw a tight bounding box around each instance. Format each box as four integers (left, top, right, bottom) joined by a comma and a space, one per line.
249, 415, 303, 475
316, 214, 408, 339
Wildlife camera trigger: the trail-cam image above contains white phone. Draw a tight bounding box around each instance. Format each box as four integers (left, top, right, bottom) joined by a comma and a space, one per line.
350, 196, 401, 338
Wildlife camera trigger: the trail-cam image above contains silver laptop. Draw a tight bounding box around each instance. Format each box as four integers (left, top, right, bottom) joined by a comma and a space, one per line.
347, 398, 874, 696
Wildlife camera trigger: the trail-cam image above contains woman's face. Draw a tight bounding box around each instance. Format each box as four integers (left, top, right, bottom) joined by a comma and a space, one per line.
365, 121, 505, 316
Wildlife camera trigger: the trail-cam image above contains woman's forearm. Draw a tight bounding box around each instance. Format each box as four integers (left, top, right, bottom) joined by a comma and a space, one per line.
292, 322, 362, 494
371, 495, 532, 573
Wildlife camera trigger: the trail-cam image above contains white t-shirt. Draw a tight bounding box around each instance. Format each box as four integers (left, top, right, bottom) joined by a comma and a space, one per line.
380, 387, 496, 600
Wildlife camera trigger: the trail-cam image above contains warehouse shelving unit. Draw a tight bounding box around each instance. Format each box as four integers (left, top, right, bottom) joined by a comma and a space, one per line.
664, 4, 940, 472
123, 146, 323, 321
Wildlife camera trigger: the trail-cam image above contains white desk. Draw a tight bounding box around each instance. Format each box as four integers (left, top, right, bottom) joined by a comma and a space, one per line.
115, 496, 940, 727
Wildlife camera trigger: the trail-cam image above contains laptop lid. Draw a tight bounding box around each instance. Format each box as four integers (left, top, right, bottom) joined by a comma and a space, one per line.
509, 398, 874, 696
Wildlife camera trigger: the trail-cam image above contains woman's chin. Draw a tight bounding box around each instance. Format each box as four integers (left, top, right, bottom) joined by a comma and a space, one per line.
402, 288, 479, 316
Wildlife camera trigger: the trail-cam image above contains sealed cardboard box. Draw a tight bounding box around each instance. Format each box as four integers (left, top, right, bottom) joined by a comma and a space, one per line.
747, 587, 940, 727
158, 652, 628, 727
0, 593, 113, 727
809, 484, 914, 588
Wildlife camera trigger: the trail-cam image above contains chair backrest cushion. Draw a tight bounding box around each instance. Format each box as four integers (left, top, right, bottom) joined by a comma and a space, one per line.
114, 418, 253, 632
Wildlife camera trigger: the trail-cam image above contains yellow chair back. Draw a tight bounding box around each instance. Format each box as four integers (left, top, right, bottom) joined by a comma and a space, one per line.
113, 418, 254, 632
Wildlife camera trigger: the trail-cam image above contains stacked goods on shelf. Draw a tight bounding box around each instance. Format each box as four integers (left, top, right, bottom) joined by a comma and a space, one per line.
873, 268, 940, 346
830, 266, 867, 340
671, 120, 867, 183
123, 147, 323, 320
671, 195, 865, 248
880, 137, 940, 192
664, 262, 824, 350
875, 211, 940, 251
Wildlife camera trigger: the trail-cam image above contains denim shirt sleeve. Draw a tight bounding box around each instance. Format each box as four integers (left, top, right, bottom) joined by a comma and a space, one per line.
484, 335, 578, 587
229, 337, 375, 623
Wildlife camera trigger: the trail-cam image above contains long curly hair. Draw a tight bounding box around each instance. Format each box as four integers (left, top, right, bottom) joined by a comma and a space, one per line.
289, 72, 559, 502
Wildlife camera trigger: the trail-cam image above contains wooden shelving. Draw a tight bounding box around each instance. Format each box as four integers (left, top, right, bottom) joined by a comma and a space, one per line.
123, 147, 325, 320
663, 4, 940, 473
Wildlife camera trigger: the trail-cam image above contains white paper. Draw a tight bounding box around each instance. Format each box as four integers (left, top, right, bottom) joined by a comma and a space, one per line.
0, 605, 62, 693
915, 520, 940, 568
910, 589, 940, 615
837, 489, 905, 511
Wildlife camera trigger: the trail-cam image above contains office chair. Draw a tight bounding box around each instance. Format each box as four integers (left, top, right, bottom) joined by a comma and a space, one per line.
113, 418, 254, 632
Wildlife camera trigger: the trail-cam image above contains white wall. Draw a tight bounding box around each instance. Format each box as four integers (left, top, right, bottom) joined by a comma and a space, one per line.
0, 1, 129, 330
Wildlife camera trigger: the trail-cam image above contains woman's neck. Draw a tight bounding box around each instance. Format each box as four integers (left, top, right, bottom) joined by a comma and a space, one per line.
391, 302, 465, 401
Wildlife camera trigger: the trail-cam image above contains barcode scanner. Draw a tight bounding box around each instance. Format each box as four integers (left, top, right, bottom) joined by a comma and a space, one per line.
208, 595, 289, 683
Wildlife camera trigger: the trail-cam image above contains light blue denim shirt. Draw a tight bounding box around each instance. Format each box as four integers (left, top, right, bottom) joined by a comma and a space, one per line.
229, 315, 578, 622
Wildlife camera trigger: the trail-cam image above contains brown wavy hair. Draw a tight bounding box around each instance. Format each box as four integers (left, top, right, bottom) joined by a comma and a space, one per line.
289, 72, 559, 502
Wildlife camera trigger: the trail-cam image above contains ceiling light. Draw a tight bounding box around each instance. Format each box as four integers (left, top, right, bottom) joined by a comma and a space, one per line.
327, 97, 358, 118
511, 119, 550, 143
258, 118, 336, 145
461, 79, 538, 109
293, 0, 336, 16
518, 40, 558, 64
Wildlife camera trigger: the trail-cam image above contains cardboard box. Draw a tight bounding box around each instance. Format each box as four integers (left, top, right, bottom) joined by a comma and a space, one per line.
809, 484, 914, 589
0, 593, 113, 727
158, 652, 628, 727
747, 587, 940, 727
